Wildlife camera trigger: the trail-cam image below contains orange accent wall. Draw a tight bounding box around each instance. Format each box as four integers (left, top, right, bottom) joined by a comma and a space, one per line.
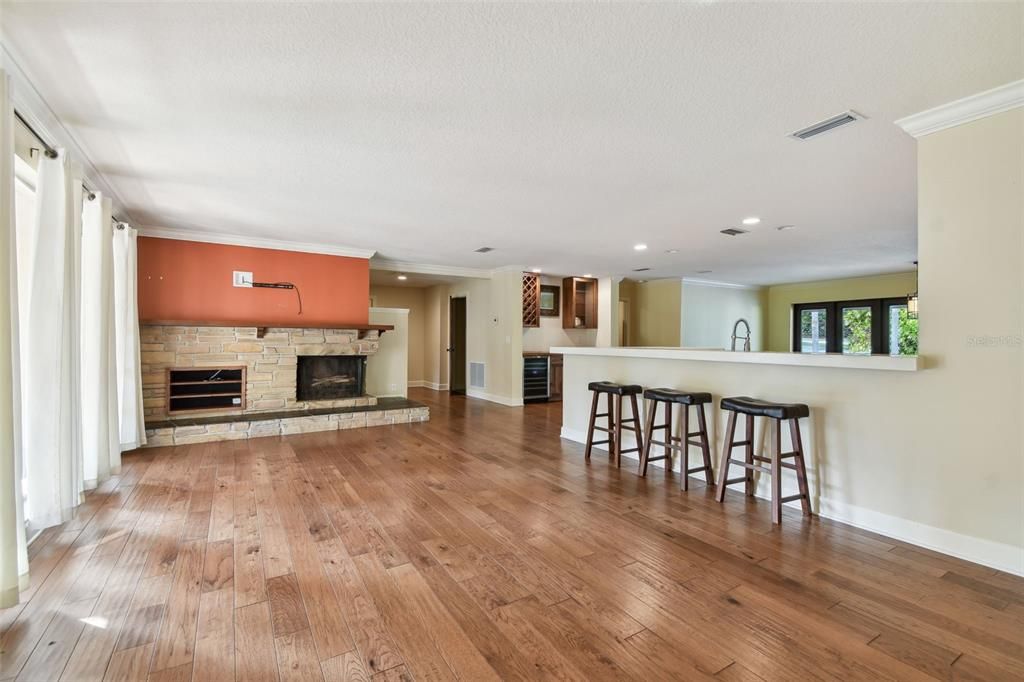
138, 237, 369, 326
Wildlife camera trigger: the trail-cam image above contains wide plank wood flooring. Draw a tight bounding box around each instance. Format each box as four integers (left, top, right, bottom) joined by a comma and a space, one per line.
2, 388, 1022, 681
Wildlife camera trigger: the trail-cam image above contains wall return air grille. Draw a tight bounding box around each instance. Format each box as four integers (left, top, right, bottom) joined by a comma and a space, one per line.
790, 110, 864, 140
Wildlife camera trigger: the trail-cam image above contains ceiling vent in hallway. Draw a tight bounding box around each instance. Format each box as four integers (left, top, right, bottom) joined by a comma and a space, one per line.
720, 228, 749, 236
633, 267, 651, 272
474, 246, 495, 253
790, 110, 863, 140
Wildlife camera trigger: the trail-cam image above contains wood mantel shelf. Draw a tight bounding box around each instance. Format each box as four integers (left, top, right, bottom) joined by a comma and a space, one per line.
141, 319, 393, 339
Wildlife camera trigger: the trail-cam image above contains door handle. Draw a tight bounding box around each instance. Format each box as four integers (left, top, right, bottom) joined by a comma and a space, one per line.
446, 347, 455, 353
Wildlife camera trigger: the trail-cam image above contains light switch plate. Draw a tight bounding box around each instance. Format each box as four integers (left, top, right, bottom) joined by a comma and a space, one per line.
233, 271, 253, 287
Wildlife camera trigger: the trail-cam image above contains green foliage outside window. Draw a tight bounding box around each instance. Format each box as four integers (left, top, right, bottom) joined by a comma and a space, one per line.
896, 308, 919, 355
843, 309, 872, 354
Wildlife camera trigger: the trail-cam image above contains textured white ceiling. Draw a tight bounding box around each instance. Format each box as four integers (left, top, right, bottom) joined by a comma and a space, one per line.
2, 2, 1021, 284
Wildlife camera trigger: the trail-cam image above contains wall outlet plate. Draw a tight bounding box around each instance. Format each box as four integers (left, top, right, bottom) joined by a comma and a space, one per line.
233, 271, 253, 288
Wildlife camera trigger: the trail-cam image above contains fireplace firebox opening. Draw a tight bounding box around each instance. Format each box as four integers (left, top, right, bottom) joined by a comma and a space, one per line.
296, 355, 367, 401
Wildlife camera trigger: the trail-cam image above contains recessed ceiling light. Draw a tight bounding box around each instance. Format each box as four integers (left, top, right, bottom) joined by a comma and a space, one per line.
397, 274, 408, 281
583, 273, 593, 278
665, 249, 679, 254
633, 243, 648, 251
531, 268, 542, 273
776, 224, 795, 231
742, 217, 760, 225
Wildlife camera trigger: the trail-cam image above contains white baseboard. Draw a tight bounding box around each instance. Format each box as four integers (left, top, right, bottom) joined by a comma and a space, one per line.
467, 389, 524, 407
559, 427, 1023, 575
409, 381, 448, 391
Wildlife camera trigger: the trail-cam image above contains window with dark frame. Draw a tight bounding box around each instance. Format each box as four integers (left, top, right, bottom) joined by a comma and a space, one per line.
792, 298, 918, 356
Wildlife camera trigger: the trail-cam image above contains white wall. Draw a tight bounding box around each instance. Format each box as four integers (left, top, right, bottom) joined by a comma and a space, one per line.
559, 104, 1024, 575
447, 272, 524, 406
365, 308, 408, 398
681, 281, 766, 351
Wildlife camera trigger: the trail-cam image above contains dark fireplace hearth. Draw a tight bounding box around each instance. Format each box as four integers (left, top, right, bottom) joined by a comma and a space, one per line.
296, 355, 366, 401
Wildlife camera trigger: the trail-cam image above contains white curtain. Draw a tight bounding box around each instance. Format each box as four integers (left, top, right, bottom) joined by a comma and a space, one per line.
113, 224, 145, 451
81, 194, 121, 484
0, 69, 29, 608
21, 146, 83, 528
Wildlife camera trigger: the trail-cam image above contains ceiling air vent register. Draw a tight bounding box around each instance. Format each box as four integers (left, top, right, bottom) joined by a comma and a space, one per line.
720, 228, 749, 236
790, 110, 864, 140
474, 246, 495, 253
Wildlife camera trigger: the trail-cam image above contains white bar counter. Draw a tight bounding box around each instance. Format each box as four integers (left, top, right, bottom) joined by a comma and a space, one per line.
550, 346, 920, 371
545, 344, 1024, 573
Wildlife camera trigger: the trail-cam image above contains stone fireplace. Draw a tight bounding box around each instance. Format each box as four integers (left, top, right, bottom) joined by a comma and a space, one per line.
140, 324, 380, 420
296, 355, 366, 401
140, 322, 429, 446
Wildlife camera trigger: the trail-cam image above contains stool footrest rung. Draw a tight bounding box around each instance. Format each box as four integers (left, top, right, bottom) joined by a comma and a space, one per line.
724, 476, 749, 486
730, 440, 753, 447
594, 412, 610, 418
730, 460, 770, 474
648, 439, 684, 451
686, 465, 711, 474
592, 426, 612, 433
619, 447, 641, 455
780, 494, 807, 504
589, 439, 610, 446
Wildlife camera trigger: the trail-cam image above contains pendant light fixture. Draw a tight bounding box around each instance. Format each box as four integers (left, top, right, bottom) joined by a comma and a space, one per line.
907, 261, 919, 319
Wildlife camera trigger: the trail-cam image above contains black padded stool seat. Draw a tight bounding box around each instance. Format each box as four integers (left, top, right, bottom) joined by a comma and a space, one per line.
721, 396, 809, 420
644, 388, 712, 405
588, 381, 643, 396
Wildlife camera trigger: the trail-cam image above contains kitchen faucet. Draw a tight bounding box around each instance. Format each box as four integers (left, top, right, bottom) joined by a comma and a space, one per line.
731, 318, 752, 352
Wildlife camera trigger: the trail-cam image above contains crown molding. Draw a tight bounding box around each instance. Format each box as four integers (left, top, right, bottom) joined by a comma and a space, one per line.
139, 226, 376, 259
370, 258, 494, 279
895, 79, 1024, 138
681, 277, 762, 290
1, 42, 134, 222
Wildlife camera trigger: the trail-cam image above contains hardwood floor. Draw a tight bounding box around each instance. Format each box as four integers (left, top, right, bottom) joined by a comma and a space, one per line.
2, 388, 1022, 681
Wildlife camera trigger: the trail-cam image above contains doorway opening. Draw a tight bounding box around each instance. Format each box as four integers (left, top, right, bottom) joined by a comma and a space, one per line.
448, 296, 467, 394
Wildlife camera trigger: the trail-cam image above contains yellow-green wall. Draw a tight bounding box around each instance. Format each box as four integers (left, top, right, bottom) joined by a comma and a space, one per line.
765, 271, 918, 351
619, 279, 682, 346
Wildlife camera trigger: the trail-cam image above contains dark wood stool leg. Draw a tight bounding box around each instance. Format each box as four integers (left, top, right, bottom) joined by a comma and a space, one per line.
696, 403, 714, 486
680, 404, 690, 491
639, 398, 656, 475
663, 403, 673, 464
789, 418, 812, 516
629, 393, 644, 464
606, 394, 616, 462
770, 418, 782, 525
584, 390, 599, 460
613, 395, 623, 468
715, 412, 737, 503
744, 414, 755, 497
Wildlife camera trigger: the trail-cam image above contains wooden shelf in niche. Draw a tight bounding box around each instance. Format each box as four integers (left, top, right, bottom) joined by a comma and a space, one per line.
522, 272, 541, 328
167, 366, 246, 413
562, 276, 598, 329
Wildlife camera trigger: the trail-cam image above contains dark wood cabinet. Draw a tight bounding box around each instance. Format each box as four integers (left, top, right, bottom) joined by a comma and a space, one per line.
549, 353, 563, 402
562, 277, 598, 329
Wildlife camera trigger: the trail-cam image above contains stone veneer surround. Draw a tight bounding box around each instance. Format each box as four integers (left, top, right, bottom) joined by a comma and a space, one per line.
141, 324, 381, 420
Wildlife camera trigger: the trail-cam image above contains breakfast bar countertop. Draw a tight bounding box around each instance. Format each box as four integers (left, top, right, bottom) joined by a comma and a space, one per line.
549, 346, 921, 371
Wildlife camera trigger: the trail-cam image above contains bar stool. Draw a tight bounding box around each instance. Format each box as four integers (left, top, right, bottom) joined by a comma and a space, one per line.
584, 381, 644, 467
639, 388, 714, 490
715, 396, 812, 525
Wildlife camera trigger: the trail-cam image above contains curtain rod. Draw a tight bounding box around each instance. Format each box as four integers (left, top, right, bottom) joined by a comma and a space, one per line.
14, 108, 127, 226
